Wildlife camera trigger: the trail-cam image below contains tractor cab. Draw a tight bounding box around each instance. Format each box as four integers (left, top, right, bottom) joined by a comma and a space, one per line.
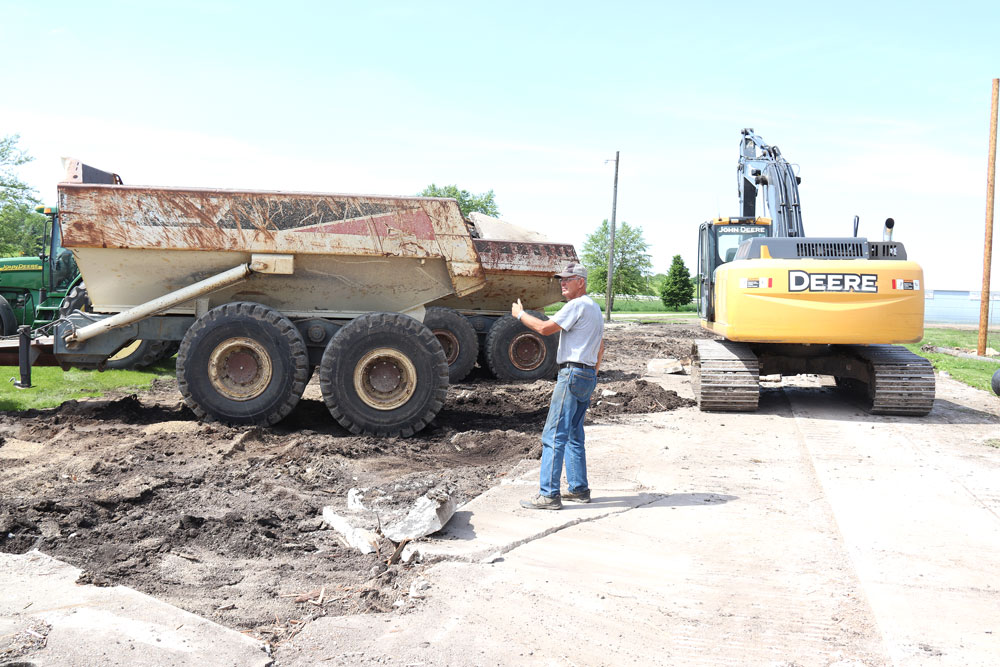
45, 207, 78, 292
697, 217, 771, 320
0, 206, 82, 332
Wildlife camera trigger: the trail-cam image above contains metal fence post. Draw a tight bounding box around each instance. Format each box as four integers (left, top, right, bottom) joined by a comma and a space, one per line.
14, 325, 32, 389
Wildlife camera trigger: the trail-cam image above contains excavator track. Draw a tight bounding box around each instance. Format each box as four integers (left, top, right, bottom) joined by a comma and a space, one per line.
692, 339, 760, 411
840, 345, 935, 416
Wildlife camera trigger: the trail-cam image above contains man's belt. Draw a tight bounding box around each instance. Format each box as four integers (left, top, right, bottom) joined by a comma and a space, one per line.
559, 361, 594, 370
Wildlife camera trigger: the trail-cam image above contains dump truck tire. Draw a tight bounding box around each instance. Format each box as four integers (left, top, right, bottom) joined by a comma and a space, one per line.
104, 339, 175, 370
484, 311, 558, 381
59, 284, 175, 370
424, 307, 478, 383
0, 296, 16, 336
177, 302, 310, 426
319, 312, 448, 437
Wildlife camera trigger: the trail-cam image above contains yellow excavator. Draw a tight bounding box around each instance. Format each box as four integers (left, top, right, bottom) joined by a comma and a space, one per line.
692, 129, 934, 415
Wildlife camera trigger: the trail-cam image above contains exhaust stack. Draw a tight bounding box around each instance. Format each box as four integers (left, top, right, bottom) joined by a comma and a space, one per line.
883, 218, 895, 242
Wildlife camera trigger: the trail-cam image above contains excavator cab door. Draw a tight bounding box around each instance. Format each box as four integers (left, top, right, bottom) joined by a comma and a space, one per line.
698, 219, 772, 323
697, 223, 714, 321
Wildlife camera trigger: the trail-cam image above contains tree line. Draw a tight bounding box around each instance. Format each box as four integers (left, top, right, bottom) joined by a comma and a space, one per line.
0, 135, 46, 257
416, 183, 694, 309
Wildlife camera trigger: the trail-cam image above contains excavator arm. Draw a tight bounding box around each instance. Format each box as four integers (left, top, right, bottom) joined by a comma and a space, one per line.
737, 128, 804, 237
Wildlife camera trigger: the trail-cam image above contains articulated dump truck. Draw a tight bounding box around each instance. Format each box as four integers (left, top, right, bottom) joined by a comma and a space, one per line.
20, 160, 577, 437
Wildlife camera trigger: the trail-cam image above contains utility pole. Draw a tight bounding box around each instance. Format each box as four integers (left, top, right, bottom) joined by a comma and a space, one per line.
604, 151, 619, 323
979, 79, 998, 356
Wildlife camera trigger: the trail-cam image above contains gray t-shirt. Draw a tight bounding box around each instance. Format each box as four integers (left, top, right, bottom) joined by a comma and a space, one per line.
550, 295, 604, 365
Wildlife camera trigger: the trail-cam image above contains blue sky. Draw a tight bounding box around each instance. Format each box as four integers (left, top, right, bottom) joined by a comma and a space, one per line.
2, 1, 998, 288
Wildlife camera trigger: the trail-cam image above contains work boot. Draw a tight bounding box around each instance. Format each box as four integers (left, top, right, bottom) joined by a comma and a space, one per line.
519, 494, 562, 510
562, 488, 591, 503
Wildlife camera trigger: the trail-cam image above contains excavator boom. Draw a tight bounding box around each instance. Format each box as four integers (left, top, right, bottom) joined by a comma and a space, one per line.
737, 128, 805, 237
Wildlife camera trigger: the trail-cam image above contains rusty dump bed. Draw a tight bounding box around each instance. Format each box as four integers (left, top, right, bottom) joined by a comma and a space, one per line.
58, 182, 487, 317
431, 238, 577, 313
431, 212, 578, 313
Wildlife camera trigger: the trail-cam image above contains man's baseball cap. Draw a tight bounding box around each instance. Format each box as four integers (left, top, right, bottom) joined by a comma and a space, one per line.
555, 262, 588, 279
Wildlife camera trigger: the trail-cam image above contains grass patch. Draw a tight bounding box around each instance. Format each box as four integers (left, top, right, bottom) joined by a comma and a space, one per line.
915, 327, 1000, 350
905, 327, 1000, 393
0, 360, 176, 411
984, 439, 1000, 449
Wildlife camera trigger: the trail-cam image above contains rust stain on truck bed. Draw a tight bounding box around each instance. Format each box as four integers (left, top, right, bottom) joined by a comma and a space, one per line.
58, 184, 466, 260
474, 239, 577, 275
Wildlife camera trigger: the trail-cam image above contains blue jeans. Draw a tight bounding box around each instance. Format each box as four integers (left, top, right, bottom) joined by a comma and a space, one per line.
539, 366, 598, 498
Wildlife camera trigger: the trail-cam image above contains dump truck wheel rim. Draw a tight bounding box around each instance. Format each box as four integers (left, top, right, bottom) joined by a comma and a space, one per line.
508, 332, 545, 371
354, 347, 417, 410
208, 337, 273, 401
433, 329, 460, 364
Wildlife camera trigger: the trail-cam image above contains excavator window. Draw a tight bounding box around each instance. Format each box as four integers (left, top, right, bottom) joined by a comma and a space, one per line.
715, 224, 769, 265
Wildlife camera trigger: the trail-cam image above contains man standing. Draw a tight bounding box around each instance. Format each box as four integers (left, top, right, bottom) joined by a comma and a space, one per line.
512, 262, 605, 510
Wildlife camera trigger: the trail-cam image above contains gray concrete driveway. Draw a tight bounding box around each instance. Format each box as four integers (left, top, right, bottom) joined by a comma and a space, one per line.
277, 374, 1000, 666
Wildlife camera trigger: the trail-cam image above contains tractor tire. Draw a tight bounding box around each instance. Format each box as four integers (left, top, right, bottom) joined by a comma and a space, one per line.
0, 296, 16, 336
423, 307, 478, 383
484, 311, 558, 382
319, 312, 448, 437
176, 301, 310, 426
59, 283, 173, 370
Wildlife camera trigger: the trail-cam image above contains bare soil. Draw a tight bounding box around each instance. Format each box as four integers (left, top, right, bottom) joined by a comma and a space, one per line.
0, 321, 701, 648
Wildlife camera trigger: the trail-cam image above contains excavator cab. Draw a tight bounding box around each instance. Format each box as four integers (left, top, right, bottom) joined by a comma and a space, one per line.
697, 217, 771, 320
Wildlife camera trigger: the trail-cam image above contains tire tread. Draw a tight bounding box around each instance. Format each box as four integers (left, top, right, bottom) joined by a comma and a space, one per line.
177, 301, 309, 425
319, 312, 447, 437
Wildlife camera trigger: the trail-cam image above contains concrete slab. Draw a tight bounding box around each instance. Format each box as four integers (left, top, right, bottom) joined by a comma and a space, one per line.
0, 550, 271, 667
410, 461, 666, 563
276, 416, 888, 666
787, 385, 1000, 665
277, 378, 1000, 666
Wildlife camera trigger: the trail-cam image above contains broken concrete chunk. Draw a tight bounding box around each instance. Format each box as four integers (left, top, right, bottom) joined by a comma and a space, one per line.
321, 507, 378, 554
408, 576, 431, 599
600, 389, 618, 397
346, 488, 367, 512
383, 488, 458, 543
400, 543, 423, 564
646, 358, 684, 375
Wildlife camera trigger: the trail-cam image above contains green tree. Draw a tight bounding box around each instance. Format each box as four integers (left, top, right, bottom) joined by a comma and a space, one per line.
661, 254, 695, 310
419, 184, 499, 218
0, 134, 46, 257
581, 220, 652, 310
647, 273, 668, 296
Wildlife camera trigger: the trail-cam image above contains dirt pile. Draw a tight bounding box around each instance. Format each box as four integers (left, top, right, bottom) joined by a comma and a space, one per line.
0, 321, 702, 649
590, 379, 694, 418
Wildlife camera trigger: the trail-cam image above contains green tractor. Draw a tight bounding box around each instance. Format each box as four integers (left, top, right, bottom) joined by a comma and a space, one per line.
0, 204, 173, 370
